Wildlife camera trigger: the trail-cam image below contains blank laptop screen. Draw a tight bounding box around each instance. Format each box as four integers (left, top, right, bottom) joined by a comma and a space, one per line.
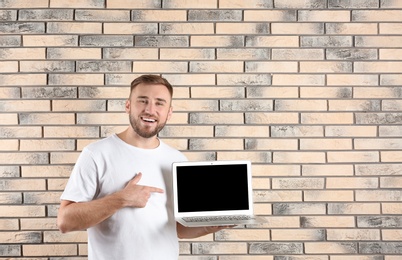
176, 164, 249, 213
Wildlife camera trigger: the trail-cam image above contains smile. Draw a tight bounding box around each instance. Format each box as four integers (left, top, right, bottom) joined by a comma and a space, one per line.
141, 117, 157, 123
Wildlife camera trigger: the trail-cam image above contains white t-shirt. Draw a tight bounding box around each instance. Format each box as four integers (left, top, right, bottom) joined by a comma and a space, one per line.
60, 134, 187, 260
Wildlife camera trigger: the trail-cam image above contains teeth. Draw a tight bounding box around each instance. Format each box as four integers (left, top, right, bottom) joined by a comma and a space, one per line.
143, 117, 156, 122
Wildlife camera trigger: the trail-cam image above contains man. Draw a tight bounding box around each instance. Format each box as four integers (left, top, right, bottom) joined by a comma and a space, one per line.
57, 75, 228, 259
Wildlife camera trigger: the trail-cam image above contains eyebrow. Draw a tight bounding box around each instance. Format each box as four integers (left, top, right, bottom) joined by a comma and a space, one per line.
137, 96, 167, 103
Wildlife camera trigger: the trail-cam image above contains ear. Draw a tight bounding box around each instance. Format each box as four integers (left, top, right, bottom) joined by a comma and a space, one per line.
125, 99, 131, 113
167, 106, 173, 121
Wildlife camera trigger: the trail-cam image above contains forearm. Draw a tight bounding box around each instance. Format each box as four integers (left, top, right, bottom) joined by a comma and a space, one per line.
57, 193, 124, 233
176, 223, 210, 239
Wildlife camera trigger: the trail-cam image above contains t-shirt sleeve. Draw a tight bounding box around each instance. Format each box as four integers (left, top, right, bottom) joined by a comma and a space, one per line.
60, 148, 99, 203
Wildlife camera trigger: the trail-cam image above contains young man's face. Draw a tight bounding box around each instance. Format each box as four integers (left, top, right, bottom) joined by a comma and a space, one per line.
126, 83, 173, 139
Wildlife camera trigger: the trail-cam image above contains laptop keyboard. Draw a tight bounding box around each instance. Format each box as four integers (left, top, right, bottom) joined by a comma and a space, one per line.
183, 215, 254, 223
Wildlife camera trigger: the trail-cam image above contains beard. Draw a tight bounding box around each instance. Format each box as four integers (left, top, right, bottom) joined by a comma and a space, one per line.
129, 113, 167, 138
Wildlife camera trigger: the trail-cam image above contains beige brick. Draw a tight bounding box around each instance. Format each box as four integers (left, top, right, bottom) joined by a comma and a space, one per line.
218, 74, 271, 86
272, 177, 324, 189
132, 10, 186, 21
190, 61, 243, 73
50, 152, 80, 164
298, 10, 350, 21
192, 242, 247, 254
272, 23, 323, 34
0, 206, 45, 217
329, 100, 380, 111
21, 165, 73, 177
160, 48, 214, 60
190, 112, 244, 124
20, 218, 57, 230
273, 203, 326, 215
381, 74, 402, 85
0, 126, 42, 138
0, 219, 19, 230
327, 74, 378, 86
353, 10, 402, 21
380, 177, 402, 188
355, 61, 402, 73
300, 61, 352, 73
246, 139, 298, 151
252, 177, 270, 190
326, 126, 377, 137
20, 113, 75, 125
49, 74, 104, 85
248, 87, 299, 98
0, 179, 46, 191
161, 23, 214, 34
52, 100, 106, 112
215, 229, 270, 241
216, 23, 269, 34
220, 0, 273, 9
217, 151, 271, 163
190, 86, 244, 98
0, 87, 20, 99
301, 113, 354, 124
339, 197, 377, 213
218, 48, 270, 60
380, 49, 402, 60
0, 152, 48, 165
23, 35, 78, 47
355, 138, 402, 150
24, 192, 62, 204
0, 48, 45, 60
0, 231, 42, 244
246, 61, 298, 73
44, 126, 99, 138
48, 178, 68, 190
301, 216, 355, 228
0, 139, 18, 151
383, 230, 402, 241
356, 190, 402, 201
259, 216, 300, 228
304, 190, 354, 202
328, 151, 379, 163
133, 61, 187, 73
0, 61, 18, 72
356, 36, 402, 48
104, 22, 157, 34
191, 36, 243, 47
327, 229, 380, 241
275, 100, 327, 111
300, 138, 352, 150
300, 87, 352, 98
305, 242, 357, 254
302, 164, 354, 176
381, 151, 402, 162
172, 100, 218, 112
271, 125, 323, 137
190, 139, 243, 150
48, 22, 102, 34
252, 164, 301, 177
327, 23, 377, 35
273, 74, 325, 86
272, 49, 324, 60
44, 231, 87, 243
246, 112, 299, 125
246, 36, 299, 47
272, 229, 324, 241
327, 177, 378, 189
47, 47, 101, 59
215, 125, 269, 137
165, 74, 215, 86
0, 74, 46, 86
79, 86, 129, 99
160, 125, 213, 138
244, 10, 296, 21
383, 100, 402, 111
23, 244, 77, 256
20, 139, 75, 151
219, 256, 274, 260
382, 203, 402, 214
77, 112, 126, 125
0, 100, 50, 112
163, 0, 217, 8
274, 152, 325, 164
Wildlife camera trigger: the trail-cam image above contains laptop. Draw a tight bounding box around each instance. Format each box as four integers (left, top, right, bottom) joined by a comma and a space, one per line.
172, 160, 266, 227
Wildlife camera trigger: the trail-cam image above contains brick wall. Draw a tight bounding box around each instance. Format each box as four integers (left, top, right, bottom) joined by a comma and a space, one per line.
1, 0, 402, 259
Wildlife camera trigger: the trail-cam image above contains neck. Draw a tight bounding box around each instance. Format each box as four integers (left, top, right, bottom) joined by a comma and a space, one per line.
117, 128, 160, 149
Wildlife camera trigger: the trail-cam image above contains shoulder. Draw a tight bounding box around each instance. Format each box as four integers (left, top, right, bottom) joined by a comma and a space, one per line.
159, 139, 187, 161
83, 134, 118, 154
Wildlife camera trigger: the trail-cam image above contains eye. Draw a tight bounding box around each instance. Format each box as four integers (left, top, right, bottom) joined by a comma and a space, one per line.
156, 102, 165, 106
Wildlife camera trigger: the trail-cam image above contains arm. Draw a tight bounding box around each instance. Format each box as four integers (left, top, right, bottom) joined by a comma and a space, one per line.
176, 222, 234, 239
57, 173, 163, 233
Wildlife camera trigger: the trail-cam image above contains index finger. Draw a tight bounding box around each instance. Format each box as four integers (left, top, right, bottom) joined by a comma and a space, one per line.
147, 186, 164, 194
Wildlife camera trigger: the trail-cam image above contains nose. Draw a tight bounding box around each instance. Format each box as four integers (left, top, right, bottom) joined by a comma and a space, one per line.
144, 102, 155, 114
